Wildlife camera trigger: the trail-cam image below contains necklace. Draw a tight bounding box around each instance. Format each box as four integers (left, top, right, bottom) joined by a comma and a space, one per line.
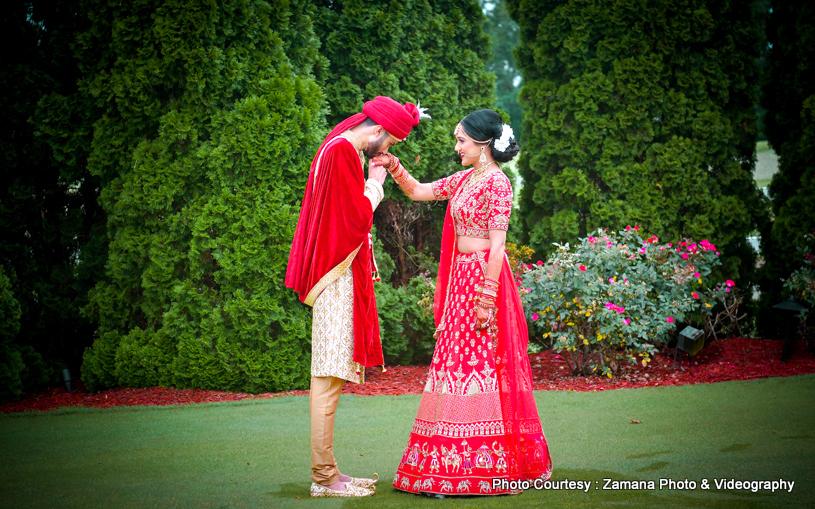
463, 161, 498, 191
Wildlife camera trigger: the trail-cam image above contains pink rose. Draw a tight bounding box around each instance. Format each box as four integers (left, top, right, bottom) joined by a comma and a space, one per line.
694, 272, 701, 278
624, 318, 630, 325
579, 265, 587, 272
692, 292, 699, 298
725, 280, 735, 288
532, 313, 539, 321
666, 317, 674, 323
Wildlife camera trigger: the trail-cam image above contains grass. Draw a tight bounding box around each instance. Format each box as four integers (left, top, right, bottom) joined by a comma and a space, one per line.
2, 375, 814, 508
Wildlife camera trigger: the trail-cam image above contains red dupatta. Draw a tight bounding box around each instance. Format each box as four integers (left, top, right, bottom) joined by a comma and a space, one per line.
286, 114, 383, 368
434, 174, 550, 481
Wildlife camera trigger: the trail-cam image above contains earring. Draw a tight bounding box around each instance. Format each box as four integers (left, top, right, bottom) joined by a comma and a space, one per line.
479, 145, 487, 166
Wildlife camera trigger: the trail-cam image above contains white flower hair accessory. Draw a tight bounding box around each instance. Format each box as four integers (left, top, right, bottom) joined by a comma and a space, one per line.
494, 124, 514, 152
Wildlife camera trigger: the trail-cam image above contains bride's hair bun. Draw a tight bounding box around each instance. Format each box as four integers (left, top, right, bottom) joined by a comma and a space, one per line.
460, 109, 519, 163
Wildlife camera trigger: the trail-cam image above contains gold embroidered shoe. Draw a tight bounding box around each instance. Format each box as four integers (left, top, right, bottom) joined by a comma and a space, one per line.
310, 482, 376, 498
348, 473, 379, 488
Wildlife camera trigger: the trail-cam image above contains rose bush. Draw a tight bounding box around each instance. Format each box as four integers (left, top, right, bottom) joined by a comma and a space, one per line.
521, 227, 731, 377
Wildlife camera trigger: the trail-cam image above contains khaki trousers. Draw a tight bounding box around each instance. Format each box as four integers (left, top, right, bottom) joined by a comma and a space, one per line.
310, 375, 345, 485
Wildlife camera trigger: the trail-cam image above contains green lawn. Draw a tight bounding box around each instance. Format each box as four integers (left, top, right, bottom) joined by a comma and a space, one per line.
2, 375, 814, 508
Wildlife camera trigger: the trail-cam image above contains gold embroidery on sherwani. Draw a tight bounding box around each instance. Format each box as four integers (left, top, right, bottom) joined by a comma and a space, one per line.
304, 244, 361, 307
312, 265, 363, 384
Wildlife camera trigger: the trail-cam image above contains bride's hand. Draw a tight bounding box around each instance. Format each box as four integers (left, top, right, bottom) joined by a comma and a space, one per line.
475, 306, 492, 330
370, 154, 389, 167
371, 154, 398, 169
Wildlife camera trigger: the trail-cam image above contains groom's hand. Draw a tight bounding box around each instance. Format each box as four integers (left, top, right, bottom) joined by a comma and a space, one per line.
368, 163, 387, 185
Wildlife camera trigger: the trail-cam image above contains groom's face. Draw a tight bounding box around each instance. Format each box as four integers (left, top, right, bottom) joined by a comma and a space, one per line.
364, 128, 395, 159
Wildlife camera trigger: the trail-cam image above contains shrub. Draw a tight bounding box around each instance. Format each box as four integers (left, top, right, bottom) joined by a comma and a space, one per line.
506, 242, 535, 282
0, 265, 24, 399
784, 233, 815, 313
72, 0, 324, 393
521, 227, 731, 377
374, 234, 436, 366
759, 0, 815, 335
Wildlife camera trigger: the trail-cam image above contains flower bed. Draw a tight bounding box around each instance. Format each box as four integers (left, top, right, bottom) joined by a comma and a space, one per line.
2, 338, 814, 413
521, 227, 732, 377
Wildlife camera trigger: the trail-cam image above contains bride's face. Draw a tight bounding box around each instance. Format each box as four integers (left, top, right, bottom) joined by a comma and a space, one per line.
454, 131, 483, 167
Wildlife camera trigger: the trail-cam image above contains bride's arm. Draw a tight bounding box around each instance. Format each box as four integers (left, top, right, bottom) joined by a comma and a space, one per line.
475, 229, 506, 330
370, 155, 435, 201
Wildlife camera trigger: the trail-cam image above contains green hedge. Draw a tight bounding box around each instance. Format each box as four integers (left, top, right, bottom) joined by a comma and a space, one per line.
71, 0, 325, 393
758, 0, 815, 334
506, 0, 768, 286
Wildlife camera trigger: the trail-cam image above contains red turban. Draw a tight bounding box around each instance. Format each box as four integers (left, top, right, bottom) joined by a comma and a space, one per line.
362, 96, 421, 141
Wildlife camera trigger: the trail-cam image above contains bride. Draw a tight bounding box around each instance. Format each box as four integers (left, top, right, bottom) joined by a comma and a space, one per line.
371, 109, 552, 496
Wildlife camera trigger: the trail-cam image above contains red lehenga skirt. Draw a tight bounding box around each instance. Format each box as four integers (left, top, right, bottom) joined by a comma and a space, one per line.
393, 248, 552, 496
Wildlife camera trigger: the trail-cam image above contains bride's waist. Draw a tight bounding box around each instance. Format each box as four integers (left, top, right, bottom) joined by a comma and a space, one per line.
456, 235, 491, 255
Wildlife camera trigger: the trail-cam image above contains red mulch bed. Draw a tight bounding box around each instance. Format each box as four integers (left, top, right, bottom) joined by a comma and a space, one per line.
2, 338, 814, 414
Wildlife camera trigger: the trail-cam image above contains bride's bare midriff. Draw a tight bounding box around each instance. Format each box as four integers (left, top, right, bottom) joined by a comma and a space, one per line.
456, 235, 492, 253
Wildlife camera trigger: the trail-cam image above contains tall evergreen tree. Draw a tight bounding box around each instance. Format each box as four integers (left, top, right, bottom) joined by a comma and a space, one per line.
758, 0, 815, 330
0, 0, 101, 399
506, 0, 768, 284
44, 0, 327, 392
482, 0, 524, 143
312, 0, 496, 284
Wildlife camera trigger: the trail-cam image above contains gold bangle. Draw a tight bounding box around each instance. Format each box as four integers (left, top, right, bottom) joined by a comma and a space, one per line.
389, 164, 404, 177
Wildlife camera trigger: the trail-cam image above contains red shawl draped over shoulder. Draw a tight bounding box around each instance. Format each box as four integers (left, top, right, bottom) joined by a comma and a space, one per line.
286, 114, 383, 367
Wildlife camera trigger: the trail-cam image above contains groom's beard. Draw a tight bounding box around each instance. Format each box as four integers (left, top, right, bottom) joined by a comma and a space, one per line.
363, 133, 390, 159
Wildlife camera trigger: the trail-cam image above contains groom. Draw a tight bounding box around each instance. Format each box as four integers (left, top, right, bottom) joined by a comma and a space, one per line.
286, 96, 423, 497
